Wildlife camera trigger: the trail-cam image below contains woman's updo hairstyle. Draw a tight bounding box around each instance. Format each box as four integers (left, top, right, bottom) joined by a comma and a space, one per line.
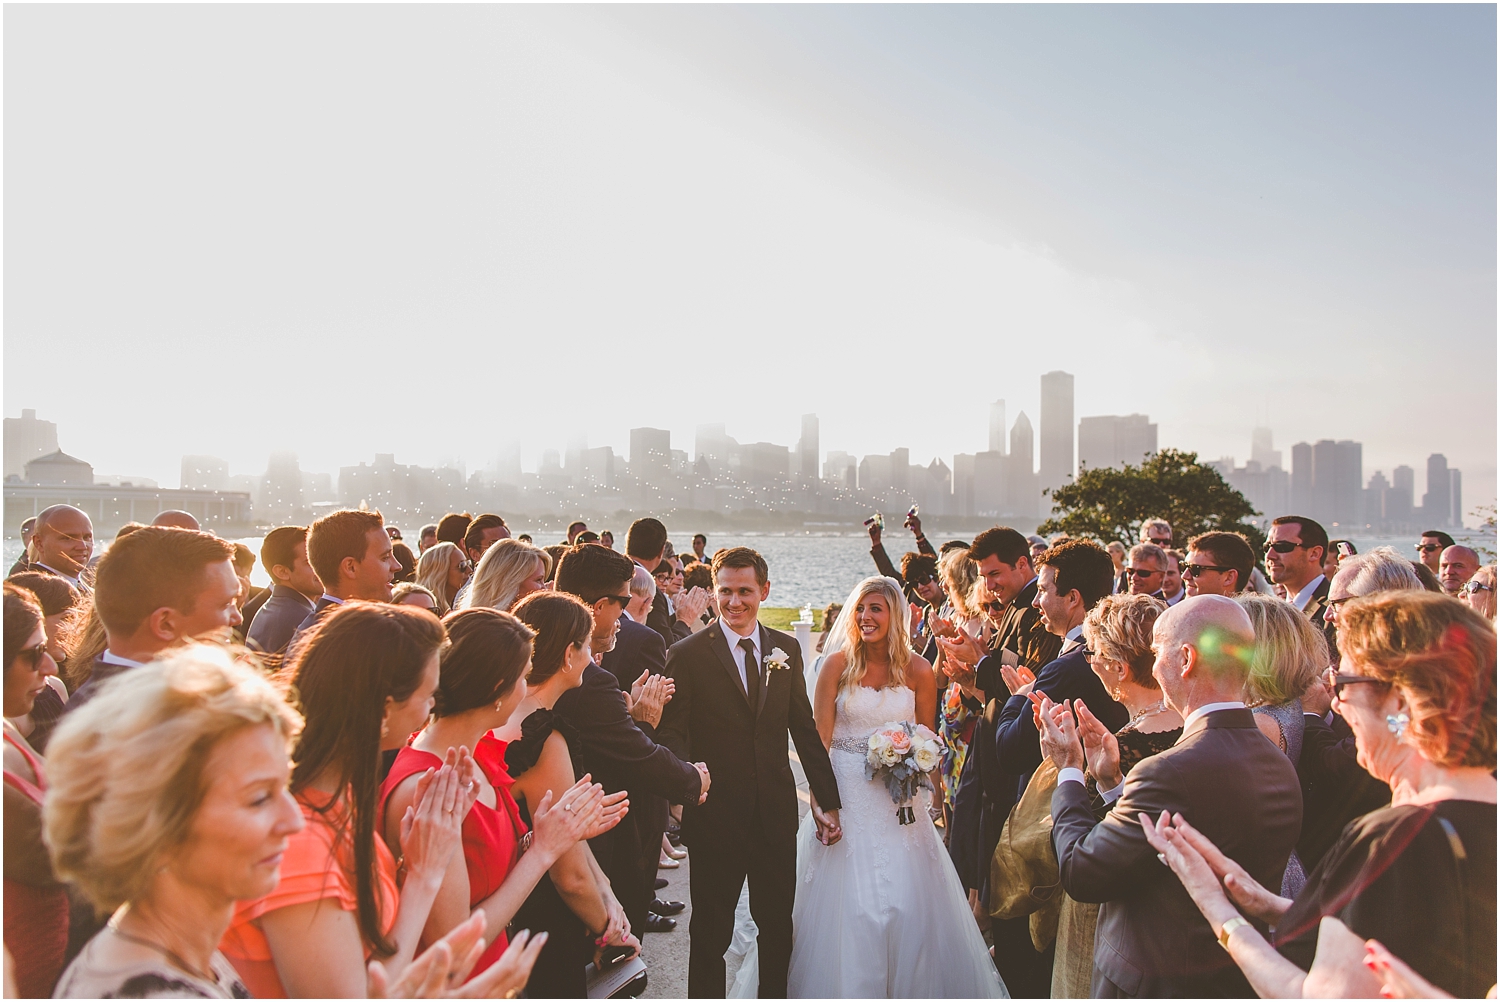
1081, 593, 1164, 687
1338, 591, 1496, 769
511, 591, 593, 686
436, 608, 535, 716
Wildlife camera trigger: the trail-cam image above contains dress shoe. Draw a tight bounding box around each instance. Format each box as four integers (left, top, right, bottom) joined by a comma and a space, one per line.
657, 855, 679, 869
666, 830, 683, 847
664, 844, 687, 860
650, 897, 686, 917
654, 877, 669, 890
644, 913, 677, 933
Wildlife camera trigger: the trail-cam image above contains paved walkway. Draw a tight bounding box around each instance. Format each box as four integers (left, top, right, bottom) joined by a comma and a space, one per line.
639, 742, 810, 998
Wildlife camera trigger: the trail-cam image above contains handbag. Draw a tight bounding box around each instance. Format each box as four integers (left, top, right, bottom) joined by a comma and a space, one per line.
988, 757, 1064, 950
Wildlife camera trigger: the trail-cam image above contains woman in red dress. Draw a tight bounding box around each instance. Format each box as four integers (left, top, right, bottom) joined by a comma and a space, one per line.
380, 607, 627, 978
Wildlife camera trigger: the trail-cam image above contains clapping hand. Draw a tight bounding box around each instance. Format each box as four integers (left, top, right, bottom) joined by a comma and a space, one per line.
931, 616, 958, 640
399, 757, 469, 885
1074, 702, 1123, 791
675, 586, 711, 627
935, 630, 986, 670
1155, 813, 1291, 925
368, 913, 550, 998
1034, 696, 1085, 772
1139, 811, 1243, 933
999, 663, 1036, 697
627, 672, 674, 728
531, 775, 629, 864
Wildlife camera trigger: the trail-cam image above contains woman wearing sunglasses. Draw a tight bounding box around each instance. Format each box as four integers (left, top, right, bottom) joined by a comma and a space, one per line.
1460, 565, 1496, 621
1142, 591, 1496, 998
417, 542, 473, 615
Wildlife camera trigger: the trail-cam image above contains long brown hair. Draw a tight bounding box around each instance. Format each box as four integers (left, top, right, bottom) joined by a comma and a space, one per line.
512, 591, 592, 685
279, 602, 445, 956
4, 583, 43, 676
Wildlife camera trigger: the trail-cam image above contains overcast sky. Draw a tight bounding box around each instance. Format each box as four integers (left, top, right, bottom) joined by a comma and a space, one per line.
6, 5, 1494, 507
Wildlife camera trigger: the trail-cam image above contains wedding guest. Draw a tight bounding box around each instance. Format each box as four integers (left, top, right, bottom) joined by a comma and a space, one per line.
1161, 549, 1186, 606
380, 607, 626, 981
3, 584, 68, 997
232, 545, 268, 640
1140, 518, 1174, 549
1461, 564, 1496, 620
1323, 546, 1423, 637
575, 531, 600, 545
1126, 542, 1168, 598
152, 510, 201, 531
624, 518, 673, 645
1415, 530, 1454, 575
1439, 544, 1480, 596
1041, 595, 1301, 996
1140, 591, 1495, 999
298, 509, 402, 635
418, 524, 439, 554
247, 526, 320, 656
1051, 593, 1181, 998
625, 564, 656, 626
453, 515, 510, 607
417, 542, 471, 616
550, 545, 703, 946
1027, 534, 1048, 561
651, 559, 712, 644
5, 572, 76, 753
566, 522, 588, 545
392, 541, 418, 584
690, 533, 708, 564
391, 582, 439, 612
221, 603, 467, 996
7, 516, 37, 576
1410, 560, 1444, 592
458, 538, 552, 612
23, 505, 94, 591
599, 530, 614, 550
66, 527, 241, 711
436, 513, 472, 548
867, 509, 938, 605
1183, 531, 1257, 597
1106, 541, 1127, 593
1264, 516, 1330, 625
505, 591, 643, 995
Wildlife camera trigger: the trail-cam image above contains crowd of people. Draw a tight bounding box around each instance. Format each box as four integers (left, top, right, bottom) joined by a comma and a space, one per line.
1, 498, 1494, 999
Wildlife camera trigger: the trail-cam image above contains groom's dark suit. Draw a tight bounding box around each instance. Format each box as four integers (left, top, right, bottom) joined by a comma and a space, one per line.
660, 620, 840, 998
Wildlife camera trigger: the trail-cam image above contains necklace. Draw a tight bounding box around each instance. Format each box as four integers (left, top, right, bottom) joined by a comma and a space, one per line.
108, 923, 214, 983
1126, 700, 1168, 731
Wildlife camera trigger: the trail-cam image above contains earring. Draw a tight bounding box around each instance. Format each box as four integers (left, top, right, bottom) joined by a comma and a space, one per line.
381, 722, 389, 738
1386, 712, 1410, 739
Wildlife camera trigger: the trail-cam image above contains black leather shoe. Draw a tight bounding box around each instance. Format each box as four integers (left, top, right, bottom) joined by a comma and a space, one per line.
654, 877, 669, 890
650, 897, 686, 916
644, 913, 677, 933
666, 831, 683, 847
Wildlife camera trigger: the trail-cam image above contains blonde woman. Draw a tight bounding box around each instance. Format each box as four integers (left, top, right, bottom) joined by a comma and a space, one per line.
1461, 563, 1496, 620
415, 541, 469, 614
746, 575, 1006, 998
457, 539, 552, 613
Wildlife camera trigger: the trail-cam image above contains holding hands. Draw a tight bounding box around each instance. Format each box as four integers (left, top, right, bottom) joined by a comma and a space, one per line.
811, 798, 843, 846
693, 762, 711, 805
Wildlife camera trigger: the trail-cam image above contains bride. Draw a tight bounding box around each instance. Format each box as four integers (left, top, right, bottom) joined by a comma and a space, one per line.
732, 575, 1008, 998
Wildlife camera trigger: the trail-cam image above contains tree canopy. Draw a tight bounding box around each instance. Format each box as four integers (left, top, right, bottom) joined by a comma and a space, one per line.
1038, 448, 1264, 551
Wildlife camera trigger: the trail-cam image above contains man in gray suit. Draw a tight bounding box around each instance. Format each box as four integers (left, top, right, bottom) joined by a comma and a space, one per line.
1040, 595, 1302, 998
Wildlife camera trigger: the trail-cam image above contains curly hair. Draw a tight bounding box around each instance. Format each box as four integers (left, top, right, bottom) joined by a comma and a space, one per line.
1338, 592, 1496, 769
1081, 594, 1165, 688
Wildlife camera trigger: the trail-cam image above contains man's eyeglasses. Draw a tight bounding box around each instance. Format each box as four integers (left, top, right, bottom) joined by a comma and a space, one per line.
600, 593, 632, 609
1182, 563, 1231, 578
13, 645, 48, 672
1416, 543, 1443, 554
1263, 541, 1305, 555
1330, 673, 1385, 701
1129, 568, 1161, 578
1461, 580, 1495, 595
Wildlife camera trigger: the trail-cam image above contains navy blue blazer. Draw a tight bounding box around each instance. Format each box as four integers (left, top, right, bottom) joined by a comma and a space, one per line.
600, 617, 668, 694
995, 643, 1128, 797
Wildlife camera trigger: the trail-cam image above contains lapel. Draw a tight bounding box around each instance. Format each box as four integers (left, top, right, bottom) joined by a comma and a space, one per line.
706, 621, 752, 707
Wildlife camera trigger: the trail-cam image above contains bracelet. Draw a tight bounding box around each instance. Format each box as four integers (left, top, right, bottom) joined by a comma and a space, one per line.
1217, 915, 1251, 950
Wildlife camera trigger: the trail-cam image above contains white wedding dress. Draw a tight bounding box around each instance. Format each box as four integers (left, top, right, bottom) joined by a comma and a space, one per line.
730, 684, 1008, 999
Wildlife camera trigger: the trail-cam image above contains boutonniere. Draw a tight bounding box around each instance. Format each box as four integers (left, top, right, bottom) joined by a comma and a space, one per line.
764, 647, 792, 672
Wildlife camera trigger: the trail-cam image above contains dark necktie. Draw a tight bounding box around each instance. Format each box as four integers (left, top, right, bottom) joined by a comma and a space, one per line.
740, 637, 760, 709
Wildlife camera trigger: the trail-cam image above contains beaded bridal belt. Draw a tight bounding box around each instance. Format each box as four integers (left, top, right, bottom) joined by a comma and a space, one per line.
829, 734, 871, 754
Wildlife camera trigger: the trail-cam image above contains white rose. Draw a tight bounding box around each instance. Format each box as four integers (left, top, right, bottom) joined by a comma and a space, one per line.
913, 744, 939, 773
912, 724, 938, 743
879, 743, 901, 766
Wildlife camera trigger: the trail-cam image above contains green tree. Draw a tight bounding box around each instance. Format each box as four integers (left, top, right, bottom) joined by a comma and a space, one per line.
1039, 448, 1265, 551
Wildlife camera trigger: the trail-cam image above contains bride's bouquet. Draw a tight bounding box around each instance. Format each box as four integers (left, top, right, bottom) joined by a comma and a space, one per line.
864, 722, 942, 825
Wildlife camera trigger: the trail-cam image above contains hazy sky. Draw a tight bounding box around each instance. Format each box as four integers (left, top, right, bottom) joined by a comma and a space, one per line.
6, 5, 1495, 506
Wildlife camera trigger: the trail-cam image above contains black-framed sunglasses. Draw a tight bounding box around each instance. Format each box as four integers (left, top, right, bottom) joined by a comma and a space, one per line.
982, 601, 1005, 613
600, 593, 632, 608
1129, 567, 1160, 578
1263, 540, 1305, 555
1331, 673, 1385, 700
1080, 646, 1097, 659
908, 575, 936, 587
1182, 563, 1231, 578
13, 644, 48, 672
1416, 543, 1443, 554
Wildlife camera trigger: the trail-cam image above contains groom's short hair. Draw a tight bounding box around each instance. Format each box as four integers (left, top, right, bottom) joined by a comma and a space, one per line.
555, 543, 634, 605
970, 527, 1030, 567
712, 546, 768, 587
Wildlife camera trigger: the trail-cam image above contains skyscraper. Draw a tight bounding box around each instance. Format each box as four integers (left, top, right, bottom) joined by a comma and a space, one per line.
1389, 466, 1415, 522
1007, 412, 1038, 517
988, 400, 1008, 454
1039, 371, 1074, 497
630, 428, 671, 478
4, 410, 58, 480
1450, 468, 1464, 528
1251, 428, 1282, 470
1423, 454, 1451, 527
1077, 414, 1158, 471
798, 414, 819, 481
1291, 442, 1313, 513
1309, 440, 1363, 526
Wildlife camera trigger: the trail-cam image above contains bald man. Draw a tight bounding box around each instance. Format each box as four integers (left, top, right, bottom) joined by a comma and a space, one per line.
26, 505, 95, 590
152, 510, 201, 531
1439, 545, 1481, 597
1041, 595, 1302, 997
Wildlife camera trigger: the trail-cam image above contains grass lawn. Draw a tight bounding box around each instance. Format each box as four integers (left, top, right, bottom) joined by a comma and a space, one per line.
757, 607, 808, 631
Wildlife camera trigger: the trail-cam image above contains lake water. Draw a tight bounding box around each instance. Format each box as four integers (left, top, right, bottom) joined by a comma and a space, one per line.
6, 526, 1491, 609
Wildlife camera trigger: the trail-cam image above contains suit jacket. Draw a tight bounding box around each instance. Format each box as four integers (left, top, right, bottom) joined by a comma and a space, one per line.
995, 644, 1127, 796
600, 618, 667, 693
65, 657, 133, 714
1301, 575, 1331, 627
1052, 707, 1303, 997
247, 585, 316, 655
659, 621, 840, 844
1294, 712, 1390, 872
646, 590, 675, 648
291, 595, 342, 648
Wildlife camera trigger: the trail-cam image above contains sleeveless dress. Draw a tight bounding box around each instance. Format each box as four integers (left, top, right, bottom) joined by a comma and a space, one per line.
378, 732, 528, 978
1253, 698, 1308, 897
735, 685, 1008, 998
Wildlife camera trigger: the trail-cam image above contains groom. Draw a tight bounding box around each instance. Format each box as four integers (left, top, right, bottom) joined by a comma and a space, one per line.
659, 546, 842, 998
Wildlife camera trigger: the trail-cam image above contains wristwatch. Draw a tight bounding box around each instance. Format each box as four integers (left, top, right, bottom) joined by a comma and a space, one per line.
1217, 915, 1250, 950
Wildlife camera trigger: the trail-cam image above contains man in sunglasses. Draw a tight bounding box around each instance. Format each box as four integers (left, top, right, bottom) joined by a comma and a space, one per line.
1415, 529, 1454, 575
1263, 515, 1330, 625
1125, 543, 1168, 599
1182, 531, 1257, 598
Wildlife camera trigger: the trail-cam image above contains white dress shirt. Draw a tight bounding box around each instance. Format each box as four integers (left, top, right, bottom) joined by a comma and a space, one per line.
721, 619, 760, 692
1059, 622, 1086, 654
1180, 700, 1248, 734
318, 593, 346, 606
33, 562, 82, 589
99, 650, 147, 669
1290, 574, 1326, 612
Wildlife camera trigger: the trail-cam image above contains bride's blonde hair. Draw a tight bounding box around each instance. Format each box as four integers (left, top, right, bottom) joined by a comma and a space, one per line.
837, 576, 912, 694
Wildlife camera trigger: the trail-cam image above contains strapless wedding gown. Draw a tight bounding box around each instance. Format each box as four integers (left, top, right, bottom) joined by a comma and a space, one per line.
730, 685, 1008, 998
